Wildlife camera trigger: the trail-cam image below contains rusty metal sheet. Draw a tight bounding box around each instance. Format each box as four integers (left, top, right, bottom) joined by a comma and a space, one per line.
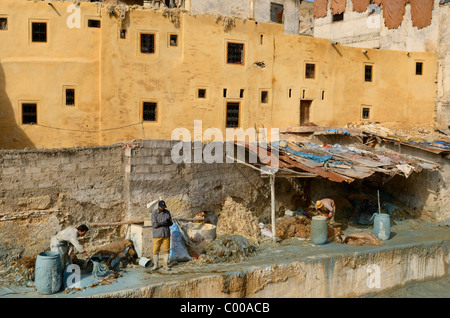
279, 153, 355, 183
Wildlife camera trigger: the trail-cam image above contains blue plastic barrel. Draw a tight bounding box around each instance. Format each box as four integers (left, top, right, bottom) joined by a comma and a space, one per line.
373, 213, 391, 241
311, 216, 328, 245
35, 251, 62, 295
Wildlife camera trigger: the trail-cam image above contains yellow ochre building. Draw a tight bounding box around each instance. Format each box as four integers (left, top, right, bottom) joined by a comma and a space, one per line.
0, 0, 437, 149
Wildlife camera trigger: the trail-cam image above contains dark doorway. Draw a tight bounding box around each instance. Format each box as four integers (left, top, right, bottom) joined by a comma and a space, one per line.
300, 100, 312, 125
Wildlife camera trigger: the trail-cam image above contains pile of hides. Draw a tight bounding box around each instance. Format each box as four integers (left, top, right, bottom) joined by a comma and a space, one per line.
83, 239, 138, 273
275, 216, 311, 240
196, 234, 258, 264
341, 232, 384, 246
0, 253, 38, 286
275, 216, 344, 244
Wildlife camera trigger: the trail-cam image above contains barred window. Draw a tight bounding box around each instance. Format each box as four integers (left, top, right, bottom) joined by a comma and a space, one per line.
226, 102, 240, 128
32, 22, 47, 42
305, 63, 315, 79
227, 42, 244, 64
141, 33, 155, 54
365, 65, 373, 82
65, 89, 75, 106
0, 18, 7, 30
22, 103, 37, 124
88, 19, 101, 28
143, 102, 157, 122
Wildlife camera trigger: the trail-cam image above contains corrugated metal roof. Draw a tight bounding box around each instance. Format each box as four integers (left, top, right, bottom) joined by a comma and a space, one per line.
234, 139, 439, 183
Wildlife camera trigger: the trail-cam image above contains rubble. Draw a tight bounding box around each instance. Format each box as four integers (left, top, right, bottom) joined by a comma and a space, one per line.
195, 234, 258, 264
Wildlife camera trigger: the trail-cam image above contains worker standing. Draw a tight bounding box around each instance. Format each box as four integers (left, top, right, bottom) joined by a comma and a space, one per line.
150, 200, 173, 271
315, 198, 336, 226
50, 224, 89, 268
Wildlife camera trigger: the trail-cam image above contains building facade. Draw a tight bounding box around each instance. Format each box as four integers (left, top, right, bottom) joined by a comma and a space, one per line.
313, 0, 450, 126
0, 0, 438, 149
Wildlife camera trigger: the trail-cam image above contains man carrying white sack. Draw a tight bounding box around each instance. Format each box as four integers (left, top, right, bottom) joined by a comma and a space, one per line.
50, 224, 90, 268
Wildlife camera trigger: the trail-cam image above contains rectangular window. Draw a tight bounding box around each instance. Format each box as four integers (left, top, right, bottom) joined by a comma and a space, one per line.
143, 102, 157, 122
362, 107, 371, 119
227, 42, 244, 64
332, 13, 344, 22
32, 22, 47, 42
65, 88, 75, 106
365, 65, 373, 82
261, 91, 268, 103
170, 34, 178, 47
198, 89, 206, 99
416, 62, 423, 75
22, 103, 37, 124
88, 19, 101, 28
0, 17, 7, 30
288, 89, 292, 98
226, 102, 240, 128
141, 33, 155, 54
240, 89, 244, 98
270, 3, 284, 24
120, 29, 126, 39
321, 90, 325, 100
305, 63, 315, 79
302, 89, 306, 99
223, 88, 227, 98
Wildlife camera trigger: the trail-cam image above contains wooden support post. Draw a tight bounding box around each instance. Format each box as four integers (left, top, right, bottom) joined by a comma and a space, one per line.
270, 174, 276, 243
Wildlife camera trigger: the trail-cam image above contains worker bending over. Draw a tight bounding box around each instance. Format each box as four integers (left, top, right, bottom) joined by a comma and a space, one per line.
50, 224, 89, 268
315, 198, 336, 226
150, 200, 173, 271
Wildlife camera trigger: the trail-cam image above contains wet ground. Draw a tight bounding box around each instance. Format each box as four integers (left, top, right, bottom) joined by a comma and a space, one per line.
0, 219, 449, 298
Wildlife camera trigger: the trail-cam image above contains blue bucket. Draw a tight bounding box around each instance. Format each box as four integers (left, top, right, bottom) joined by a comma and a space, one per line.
311, 216, 328, 245
373, 213, 391, 241
35, 251, 62, 295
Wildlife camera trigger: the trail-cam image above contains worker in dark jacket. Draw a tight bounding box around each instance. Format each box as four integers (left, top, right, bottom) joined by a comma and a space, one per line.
150, 200, 173, 271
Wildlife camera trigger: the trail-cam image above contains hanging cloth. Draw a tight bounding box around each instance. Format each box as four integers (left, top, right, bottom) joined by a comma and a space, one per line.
314, 0, 329, 18
352, 0, 371, 12
381, 0, 407, 29
409, 0, 434, 29
330, 0, 347, 15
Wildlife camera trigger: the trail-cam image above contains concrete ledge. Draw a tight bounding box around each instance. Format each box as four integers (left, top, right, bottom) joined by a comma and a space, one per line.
82, 226, 450, 298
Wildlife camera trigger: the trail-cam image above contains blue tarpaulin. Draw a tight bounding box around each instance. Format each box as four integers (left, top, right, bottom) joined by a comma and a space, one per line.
272, 140, 333, 163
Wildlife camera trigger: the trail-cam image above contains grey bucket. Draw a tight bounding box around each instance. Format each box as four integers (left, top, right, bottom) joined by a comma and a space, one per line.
311, 216, 328, 245
35, 251, 62, 295
373, 213, 390, 240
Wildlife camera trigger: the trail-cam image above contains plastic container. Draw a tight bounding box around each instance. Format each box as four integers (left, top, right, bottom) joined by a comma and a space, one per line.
373, 213, 390, 241
311, 216, 328, 245
138, 257, 152, 268
35, 251, 62, 295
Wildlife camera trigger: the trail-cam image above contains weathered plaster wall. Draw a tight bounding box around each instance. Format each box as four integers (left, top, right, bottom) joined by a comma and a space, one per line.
0, 140, 302, 267
0, 0, 439, 149
0, 146, 126, 267
313, 0, 449, 127
436, 4, 450, 126
0, 0, 101, 149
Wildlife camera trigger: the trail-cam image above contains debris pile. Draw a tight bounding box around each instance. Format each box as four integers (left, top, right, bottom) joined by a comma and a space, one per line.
196, 234, 258, 264
0, 253, 38, 286
216, 196, 261, 240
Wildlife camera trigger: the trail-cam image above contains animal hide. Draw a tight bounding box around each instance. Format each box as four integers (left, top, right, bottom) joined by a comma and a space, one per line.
409, 0, 434, 29
314, 0, 329, 18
